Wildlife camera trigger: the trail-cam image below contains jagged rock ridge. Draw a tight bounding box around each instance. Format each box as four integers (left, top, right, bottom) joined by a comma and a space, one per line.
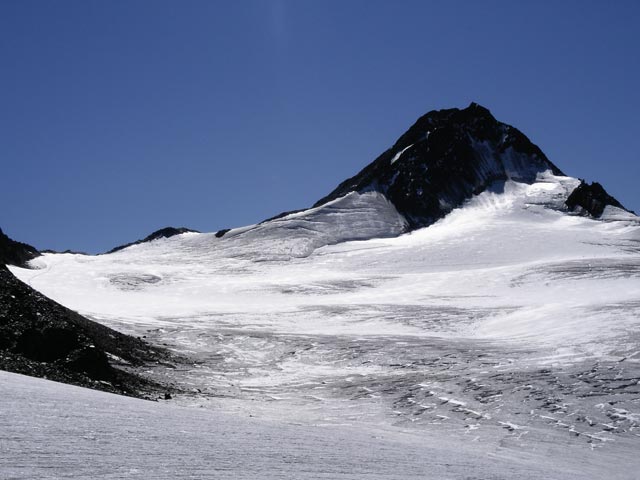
107, 226, 198, 254
566, 181, 630, 217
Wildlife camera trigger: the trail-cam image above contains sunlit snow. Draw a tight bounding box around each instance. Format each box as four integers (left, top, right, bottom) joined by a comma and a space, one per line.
7, 173, 640, 478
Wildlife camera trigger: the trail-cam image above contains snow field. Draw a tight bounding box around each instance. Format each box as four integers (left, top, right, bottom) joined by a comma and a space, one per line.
7, 174, 640, 478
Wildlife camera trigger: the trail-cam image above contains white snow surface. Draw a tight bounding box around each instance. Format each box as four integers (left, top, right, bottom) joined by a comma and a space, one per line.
219, 190, 408, 259
6, 173, 640, 478
389, 143, 413, 164
3, 370, 628, 479
12, 174, 638, 353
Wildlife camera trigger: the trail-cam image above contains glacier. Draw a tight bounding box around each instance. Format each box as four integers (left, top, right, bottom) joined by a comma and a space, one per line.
3, 369, 619, 479
6, 171, 640, 478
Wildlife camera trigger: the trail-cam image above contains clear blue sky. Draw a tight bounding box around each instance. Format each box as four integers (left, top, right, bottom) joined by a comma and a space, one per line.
1, 1, 639, 253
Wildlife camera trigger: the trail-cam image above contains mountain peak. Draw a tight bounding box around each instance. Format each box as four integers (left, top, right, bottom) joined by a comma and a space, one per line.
315, 105, 569, 230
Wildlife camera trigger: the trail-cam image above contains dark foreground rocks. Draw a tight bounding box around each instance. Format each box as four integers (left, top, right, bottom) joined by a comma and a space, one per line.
0, 228, 39, 268
0, 264, 174, 399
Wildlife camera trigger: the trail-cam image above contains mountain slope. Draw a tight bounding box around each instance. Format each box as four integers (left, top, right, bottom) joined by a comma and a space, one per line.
0, 264, 173, 397
101, 103, 629, 258
0, 229, 173, 397
9, 175, 640, 477
218, 190, 407, 260
315, 102, 624, 227
0, 228, 39, 267
5, 105, 640, 477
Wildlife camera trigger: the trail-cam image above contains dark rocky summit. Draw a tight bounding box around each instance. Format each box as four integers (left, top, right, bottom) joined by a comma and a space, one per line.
314, 103, 628, 229
107, 226, 198, 253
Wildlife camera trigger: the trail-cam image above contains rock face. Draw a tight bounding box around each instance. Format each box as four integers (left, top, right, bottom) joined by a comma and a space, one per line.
107, 226, 198, 253
566, 181, 629, 217
0, 228, 39, 268
0, 228, 172, 397
314, 103, 626, 229
0, 264, 171, 397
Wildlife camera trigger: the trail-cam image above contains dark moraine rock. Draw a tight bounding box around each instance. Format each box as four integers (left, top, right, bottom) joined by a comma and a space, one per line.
0, 228, 39, 268
0, 261, 174, 397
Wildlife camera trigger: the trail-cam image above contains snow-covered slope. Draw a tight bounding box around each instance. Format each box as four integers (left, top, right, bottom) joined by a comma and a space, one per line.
9, 172, 640, 450
11, 172, 639, 351
7, 172, 640, 477
4, 105, 640, 477
7, 369, 630, 480
218, 190, 407, 260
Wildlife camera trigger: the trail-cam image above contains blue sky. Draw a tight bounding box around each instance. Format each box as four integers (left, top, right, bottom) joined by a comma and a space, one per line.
1, 0, 639, 253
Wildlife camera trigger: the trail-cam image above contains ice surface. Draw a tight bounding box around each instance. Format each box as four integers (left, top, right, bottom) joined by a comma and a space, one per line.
4, 370, 627, 479
219, 190, 408, 260
6, 174, 640, 477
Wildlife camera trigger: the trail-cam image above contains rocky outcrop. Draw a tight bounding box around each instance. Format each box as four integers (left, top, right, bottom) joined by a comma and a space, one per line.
0, 264, 173, 397
107, 226, 198, 253
0, 227, 175, 398
566, 181, 629, 217
0, 228, 39, 268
